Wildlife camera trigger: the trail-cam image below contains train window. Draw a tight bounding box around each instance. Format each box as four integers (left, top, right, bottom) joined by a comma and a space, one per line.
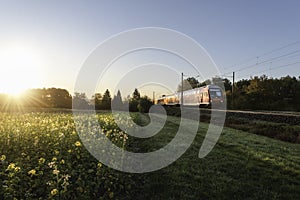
210, 90, 222, 97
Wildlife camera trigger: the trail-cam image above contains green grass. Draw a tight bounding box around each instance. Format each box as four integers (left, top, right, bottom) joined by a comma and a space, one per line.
224, 116, 300, 143
164, 106, 300, 143
129, 115, 300, 200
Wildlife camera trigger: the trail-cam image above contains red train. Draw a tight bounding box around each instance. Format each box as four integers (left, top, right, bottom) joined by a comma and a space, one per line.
155, 85, 224, 107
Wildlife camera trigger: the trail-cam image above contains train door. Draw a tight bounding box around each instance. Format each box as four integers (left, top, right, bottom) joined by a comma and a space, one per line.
204, 92, 209, 103
200, 93, 203, 103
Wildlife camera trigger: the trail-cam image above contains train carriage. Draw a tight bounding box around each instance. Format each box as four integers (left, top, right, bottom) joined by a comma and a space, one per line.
156, 85, 224, 107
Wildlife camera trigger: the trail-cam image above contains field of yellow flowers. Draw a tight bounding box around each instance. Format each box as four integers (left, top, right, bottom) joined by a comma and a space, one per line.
0, 112, 133, 199
1, 111, 299, 200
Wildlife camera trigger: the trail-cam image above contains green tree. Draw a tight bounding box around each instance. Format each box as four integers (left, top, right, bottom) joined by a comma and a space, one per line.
212, 77, 223, 88
199, 79, 212, 87
132, 88, 140, 100
47, 88, 72, 108
23, 88, 48, 108
93, 93, 102, 110
138, 96, 153, 113
177, 77, 199, 92
112, 90, 123, 110
129, 89, 140, 112
102, 89, 111, 110
223, 78, 232, 92
72, 92, 90, 109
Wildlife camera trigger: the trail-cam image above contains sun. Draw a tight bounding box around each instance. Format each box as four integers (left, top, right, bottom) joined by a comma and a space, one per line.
0, 45, 43, 95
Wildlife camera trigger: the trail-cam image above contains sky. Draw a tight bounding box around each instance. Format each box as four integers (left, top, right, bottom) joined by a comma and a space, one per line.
0, 0, 300, 98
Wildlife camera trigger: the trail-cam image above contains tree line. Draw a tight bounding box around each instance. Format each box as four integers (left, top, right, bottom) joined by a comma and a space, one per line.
1, 75, 299, 112
0, 88, 153, 112
0, 88, 72, 109
74, 88, 153, 112
228, 75, 300, 111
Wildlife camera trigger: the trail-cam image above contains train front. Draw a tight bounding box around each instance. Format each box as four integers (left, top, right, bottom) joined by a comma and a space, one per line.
208, 86, 225, 108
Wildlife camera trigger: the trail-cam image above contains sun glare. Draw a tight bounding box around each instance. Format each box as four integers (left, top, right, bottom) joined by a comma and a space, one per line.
0, 45, 43, 95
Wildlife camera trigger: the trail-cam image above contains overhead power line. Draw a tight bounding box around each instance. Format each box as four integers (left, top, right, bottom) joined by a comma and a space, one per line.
224, 41, 300, 72
236, 61, 300, 80
234, 49, 300, 73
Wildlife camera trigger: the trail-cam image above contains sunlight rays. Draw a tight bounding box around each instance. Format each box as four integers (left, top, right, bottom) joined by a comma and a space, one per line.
0, 44, 43, 95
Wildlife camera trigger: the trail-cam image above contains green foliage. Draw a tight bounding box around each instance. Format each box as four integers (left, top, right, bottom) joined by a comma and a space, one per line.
93, 89, 152, 113
199, 79, 212, 87
137, 96, 153, 113
132, 89, 140, 101
72, 92, 90, 109
101, 89, 112, 110
186, 77, 232, 91
163, 106, 300, 143
228, 75, 300, 111
0, 88, 73, 109
129, 99, 139, 112
224, 117, 300, 143
177, 77, 200, 92
177, 74, 299, 111
129, 89, 153, 113
111, 90, 123, 111
93, 93, 102, 108
46, 88, 72, 108
93, 90, 112, 110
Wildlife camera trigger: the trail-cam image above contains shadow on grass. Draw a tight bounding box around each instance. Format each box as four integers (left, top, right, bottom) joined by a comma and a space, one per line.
128, 115, 300, 200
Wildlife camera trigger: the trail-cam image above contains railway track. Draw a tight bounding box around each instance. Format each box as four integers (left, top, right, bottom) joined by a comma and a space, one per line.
211, 109, 300, 116
190, 107, 300, 125
226, 110, 299, 125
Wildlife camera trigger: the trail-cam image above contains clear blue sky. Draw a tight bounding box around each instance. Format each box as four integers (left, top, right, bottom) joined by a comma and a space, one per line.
0, 0, 299, 97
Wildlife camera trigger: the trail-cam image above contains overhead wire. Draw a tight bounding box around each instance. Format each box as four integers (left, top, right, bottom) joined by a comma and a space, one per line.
223, 40, 300, 73
236, 61, 300, 80
234, 49, 300, 73
221, 41, 300, 80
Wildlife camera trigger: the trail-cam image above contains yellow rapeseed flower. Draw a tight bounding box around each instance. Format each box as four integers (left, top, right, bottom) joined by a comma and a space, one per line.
28, 169, 36, 176
51, 188, 58, 196
14, 166, 21, 173
0, 155, 6, 161
7, 163, 15, 170
53, 169, 60, 175
54, 150, 59, 155
75, 141, 82, 147
38, 157, 46, 164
